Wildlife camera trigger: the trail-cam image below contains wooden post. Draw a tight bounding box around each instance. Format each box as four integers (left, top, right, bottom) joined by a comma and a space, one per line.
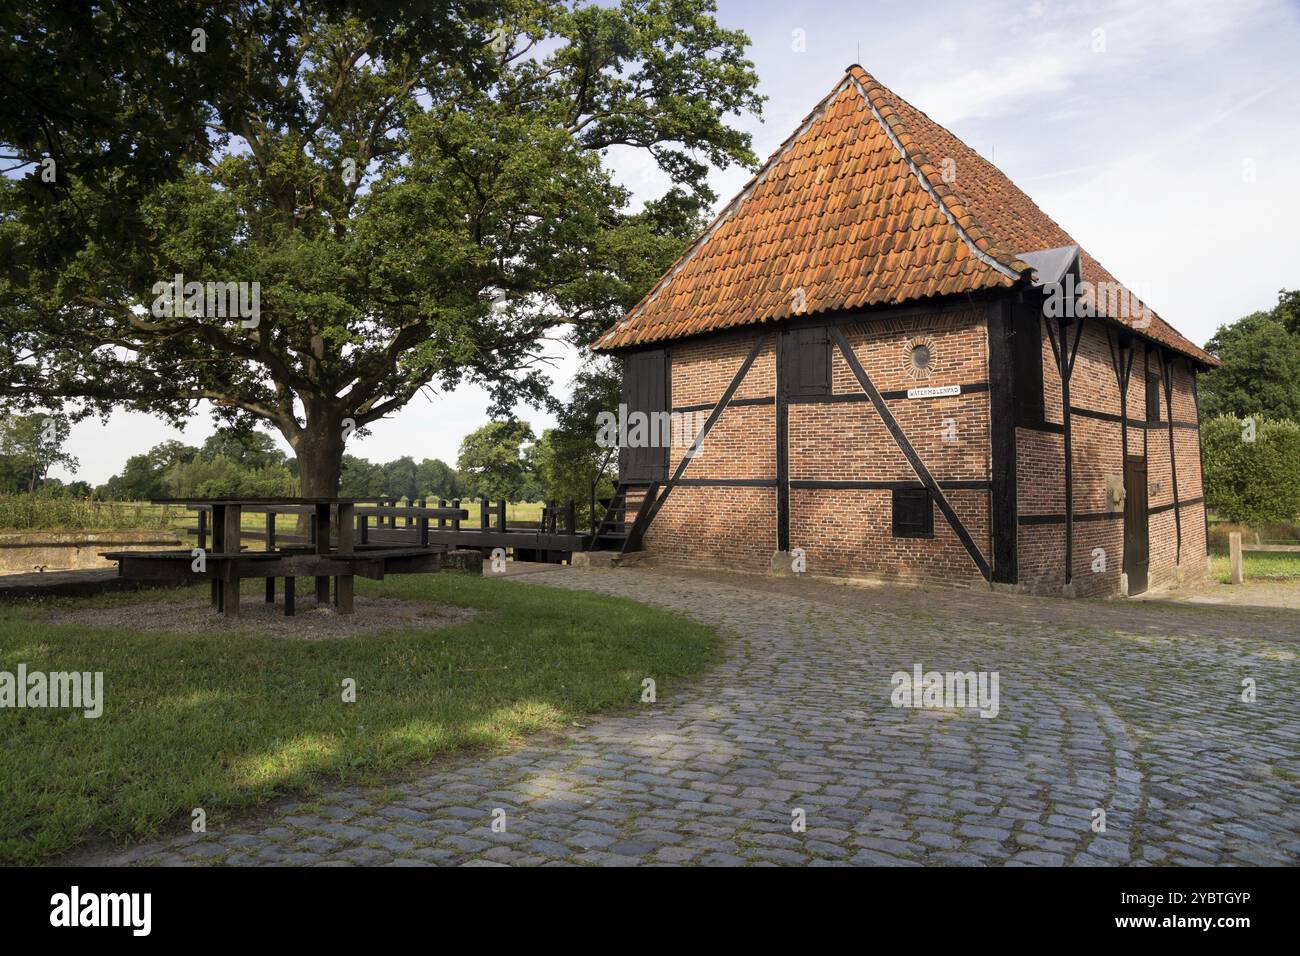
405, 497, 413, 528
223, 563, 241, 617
209, 504, 223, 609
451, 499, 461, 531
222, 504, 243, 618
265, 512, 276, 604
419, 510, 429, 547
987, 300, 1018, 583
315, 503, 331, 605
438, 499, 447, 529
1229, 532, 1244, 585
775, 329, 790, 553
360, 513, 369, 544
496, 499, 507, 532
197, 508, 208, 550
564, 499, 575, 534
222, 502, 242, 553
335, 502, 355, 614
389, 499, 397, 529
480, 498, 490, 531
284, 574, 295, 616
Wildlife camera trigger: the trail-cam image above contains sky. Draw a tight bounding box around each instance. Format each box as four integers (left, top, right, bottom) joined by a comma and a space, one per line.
51, 0, 1300, 485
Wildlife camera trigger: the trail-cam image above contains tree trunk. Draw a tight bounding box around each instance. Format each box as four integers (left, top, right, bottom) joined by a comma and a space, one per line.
291, 412, 344, 536
296, 430, 343, 498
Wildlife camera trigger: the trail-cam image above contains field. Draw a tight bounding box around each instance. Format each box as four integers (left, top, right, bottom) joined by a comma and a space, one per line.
0, 495, 550, 539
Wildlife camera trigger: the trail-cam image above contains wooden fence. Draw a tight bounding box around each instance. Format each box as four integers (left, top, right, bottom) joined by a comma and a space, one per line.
1227, 531, 1300, 584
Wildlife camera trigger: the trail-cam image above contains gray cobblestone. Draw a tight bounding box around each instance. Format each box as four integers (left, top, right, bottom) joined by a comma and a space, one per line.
80, 567, 1299, 867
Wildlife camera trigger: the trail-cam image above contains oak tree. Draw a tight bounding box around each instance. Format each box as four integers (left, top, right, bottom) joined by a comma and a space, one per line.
0, 0, 762, 494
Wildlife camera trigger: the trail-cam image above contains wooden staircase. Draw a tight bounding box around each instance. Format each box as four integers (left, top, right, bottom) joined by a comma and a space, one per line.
588, 481, 659, 553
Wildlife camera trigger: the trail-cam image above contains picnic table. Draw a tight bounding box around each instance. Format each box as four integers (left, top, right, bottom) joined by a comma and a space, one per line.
100, 497, 467, 618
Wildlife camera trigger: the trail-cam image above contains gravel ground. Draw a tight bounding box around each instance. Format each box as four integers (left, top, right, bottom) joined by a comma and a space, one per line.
49, 594, 477, 639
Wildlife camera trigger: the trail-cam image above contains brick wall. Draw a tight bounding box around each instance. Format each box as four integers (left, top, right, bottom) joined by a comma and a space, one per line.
644, 485, 775, 572
642, 305, 993, 584
1015, 315, 1208, 596
790, 487, 988, 585
627, 299, 1208, 597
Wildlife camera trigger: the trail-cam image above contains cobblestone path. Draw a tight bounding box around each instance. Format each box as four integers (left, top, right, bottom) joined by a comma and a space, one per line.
83, 567, 1299, 866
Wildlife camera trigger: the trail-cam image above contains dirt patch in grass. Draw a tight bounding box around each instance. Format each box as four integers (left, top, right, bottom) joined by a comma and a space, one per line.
48, 595, 477, 638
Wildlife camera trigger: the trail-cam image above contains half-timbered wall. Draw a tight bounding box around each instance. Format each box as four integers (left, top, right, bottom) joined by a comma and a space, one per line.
788, 306, 991, 585
639, 303, 993, 585
643, 331, 776, 571
625, 295, 1207, 597
1015, 312, 1208, 597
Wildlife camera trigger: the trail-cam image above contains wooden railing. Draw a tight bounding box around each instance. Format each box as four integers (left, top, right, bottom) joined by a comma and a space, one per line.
590, 445, 617, 536
1228, 531, 1300, 584
186, 497, 589, 563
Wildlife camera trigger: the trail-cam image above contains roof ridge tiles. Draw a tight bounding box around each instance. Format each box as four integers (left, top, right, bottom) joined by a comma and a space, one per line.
845, 65, 1028, 279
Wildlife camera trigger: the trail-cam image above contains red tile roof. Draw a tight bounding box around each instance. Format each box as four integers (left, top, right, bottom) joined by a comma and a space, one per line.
593, 65, 1216, 366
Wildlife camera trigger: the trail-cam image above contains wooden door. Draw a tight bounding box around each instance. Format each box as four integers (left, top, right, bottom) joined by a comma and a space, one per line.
1124, 455, 1149, 595
620, 349, 669, 482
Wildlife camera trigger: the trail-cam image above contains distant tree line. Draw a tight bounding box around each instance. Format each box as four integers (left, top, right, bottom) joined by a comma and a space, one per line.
4, 410, 617, 506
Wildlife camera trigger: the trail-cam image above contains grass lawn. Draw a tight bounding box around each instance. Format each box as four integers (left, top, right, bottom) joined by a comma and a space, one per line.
0, 571, 719, 863
1209, 551, 1300, 583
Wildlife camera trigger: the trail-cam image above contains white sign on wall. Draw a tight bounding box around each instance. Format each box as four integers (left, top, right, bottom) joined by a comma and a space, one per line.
906, 384, 961, 399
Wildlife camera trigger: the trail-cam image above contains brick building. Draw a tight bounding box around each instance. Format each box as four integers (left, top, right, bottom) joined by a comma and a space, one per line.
590, 65, 1218, 597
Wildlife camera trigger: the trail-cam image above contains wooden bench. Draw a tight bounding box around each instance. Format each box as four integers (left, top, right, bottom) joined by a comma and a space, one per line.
103, 497, 470, 619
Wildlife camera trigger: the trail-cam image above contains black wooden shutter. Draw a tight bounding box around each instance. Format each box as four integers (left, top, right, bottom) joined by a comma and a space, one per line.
892, 488, 934, 538
1145, 372, 1161, 423
1013, 311, 1045, 425
782, 326, 831, 397
620, 349, 669, 481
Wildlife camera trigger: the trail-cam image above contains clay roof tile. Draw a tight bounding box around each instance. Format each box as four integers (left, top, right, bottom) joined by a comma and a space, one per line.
592, 65, 1213, 366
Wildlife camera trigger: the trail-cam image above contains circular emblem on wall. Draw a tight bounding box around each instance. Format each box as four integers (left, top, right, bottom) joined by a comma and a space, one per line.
903, 337, 936, 379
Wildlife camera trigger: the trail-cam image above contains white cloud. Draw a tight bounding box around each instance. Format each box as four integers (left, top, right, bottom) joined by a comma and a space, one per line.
911, 53, 1074, 123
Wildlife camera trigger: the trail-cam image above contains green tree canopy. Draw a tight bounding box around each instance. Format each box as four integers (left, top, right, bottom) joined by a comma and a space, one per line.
416, 457, 464, 500
0, 412, 78, 492
0, 0, 762, 497
163, 453, 296, 499
338, 454, 384, 498
95, 439, 198, 500
1200, 290, 1300, 421
198, 428, 288, 471
457, 420, 534, 500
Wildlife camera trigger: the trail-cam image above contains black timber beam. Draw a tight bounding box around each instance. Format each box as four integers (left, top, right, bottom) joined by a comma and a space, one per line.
988, 298, 1018, 584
